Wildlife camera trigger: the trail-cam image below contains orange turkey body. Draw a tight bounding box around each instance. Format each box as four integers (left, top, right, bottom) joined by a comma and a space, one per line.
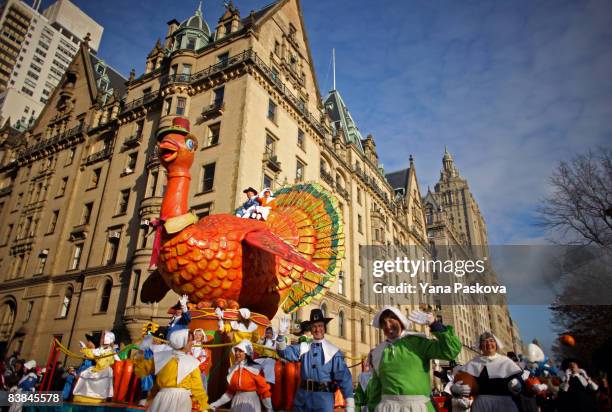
149, 118, 344, 319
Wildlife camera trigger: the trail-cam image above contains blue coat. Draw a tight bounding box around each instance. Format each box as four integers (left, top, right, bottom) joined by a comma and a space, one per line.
278, 340, 353, 412
168, 311, 191, 337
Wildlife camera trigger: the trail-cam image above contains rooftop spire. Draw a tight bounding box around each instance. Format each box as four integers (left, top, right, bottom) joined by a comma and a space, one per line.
442, 146, 457, 177
196, 1, 203, 16
332, 48, 336, 91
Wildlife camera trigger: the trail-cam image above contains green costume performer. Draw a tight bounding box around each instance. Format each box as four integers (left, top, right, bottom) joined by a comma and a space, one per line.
367, 306, 461, 412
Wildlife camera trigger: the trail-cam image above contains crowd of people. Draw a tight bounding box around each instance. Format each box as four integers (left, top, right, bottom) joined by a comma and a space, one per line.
1, 303, 610, 412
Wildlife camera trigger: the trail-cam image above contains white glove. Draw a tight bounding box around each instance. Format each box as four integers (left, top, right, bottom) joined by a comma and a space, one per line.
79, 341, 86, 348
508, 378, 522, 395
261, 397, 273, 412
279, 318, 290, 335
521, 370, 531, 381
345, 397, 355, 412
451, 380, 471, 397
215, 307, 224, 320
210, 392, 233, 409
408, 310, 434, 325
179, 294, 189, 312
535, 383, 548, 392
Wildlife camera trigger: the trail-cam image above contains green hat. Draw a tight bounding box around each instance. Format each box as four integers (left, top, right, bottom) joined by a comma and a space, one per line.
156, 117, 191, 140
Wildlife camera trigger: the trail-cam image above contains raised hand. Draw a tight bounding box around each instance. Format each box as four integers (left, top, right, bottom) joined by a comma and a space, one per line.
408, 310, 434, 325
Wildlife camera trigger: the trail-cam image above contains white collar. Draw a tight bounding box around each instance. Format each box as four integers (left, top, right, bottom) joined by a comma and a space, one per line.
153, 350, 200, 385
230, 320, 258, 333
461, 353, 522, 379
299, 339, 339, 364
227, 360, 262, 383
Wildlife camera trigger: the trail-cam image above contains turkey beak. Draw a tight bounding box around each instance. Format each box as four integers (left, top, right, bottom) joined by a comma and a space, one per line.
158, 139, 178, 163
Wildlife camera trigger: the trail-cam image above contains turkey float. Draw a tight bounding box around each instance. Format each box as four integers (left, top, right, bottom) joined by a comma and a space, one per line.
141, 117, 344, 318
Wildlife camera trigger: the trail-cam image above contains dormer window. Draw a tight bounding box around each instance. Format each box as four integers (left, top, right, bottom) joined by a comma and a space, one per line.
224, 21, 232, 36
187, 37, 196, 50
96, 64, 105, 75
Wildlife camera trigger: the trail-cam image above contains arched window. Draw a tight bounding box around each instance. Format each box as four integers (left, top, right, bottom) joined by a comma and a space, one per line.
338, 310, 345, 338
338, 271, 345, 295
59, 286, 73, 318
99, 279, 112, 313
0, 300, 16, 342
320, 302, 327, 317
360, 318, 366, 343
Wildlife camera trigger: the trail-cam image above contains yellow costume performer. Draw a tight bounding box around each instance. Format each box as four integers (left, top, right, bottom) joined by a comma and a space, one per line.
72, 331, 118, 403
134, 329, 209, 412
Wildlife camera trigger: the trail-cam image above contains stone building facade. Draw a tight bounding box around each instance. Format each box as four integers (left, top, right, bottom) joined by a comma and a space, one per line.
0, 0, 517, 368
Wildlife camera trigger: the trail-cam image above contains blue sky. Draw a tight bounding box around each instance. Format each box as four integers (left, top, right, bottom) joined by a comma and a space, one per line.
44, 0, 612, 354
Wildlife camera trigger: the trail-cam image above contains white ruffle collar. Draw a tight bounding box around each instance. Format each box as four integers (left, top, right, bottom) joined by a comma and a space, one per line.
461, 353, 522, 379
299, 339, 339, 364
227, 360, 262, 383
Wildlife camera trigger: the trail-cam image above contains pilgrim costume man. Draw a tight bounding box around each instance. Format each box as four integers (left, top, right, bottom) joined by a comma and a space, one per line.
168, 294, 191, 337
453, 331, 525, 412
367, 306, 461, 412
236, 187, 261, 218
276, 308, 354, 412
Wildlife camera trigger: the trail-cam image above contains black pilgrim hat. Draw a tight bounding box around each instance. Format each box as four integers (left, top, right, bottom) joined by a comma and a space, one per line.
300, 308, 333, 331
242, 187, 258, 195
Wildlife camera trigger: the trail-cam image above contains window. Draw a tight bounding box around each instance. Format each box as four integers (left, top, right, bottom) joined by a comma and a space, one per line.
37, 251, 47, 274
213, 87, 224, 107
66, 148, 75, 165
139, 227, 148, 249
201, 163, 216, 193
70, 244, 83, 270
59, 287, 72, 318
338, 310, 345, 338
171, 64, 178, 75
267, 99, 276, 121
48, 211, 59, 234
106, 236, 119, 265
58, 177, 68, 197
265, 134, 276, 155
182, 64, 191, 75
24, 301, 34, 322
135, 120, 144, 138
297, 129, 305, 149
218, 52, 229, 65
263, 174, 273, 189
338, 270, 345, 295
320, 302, 327, 316
99, 279, 112, 312
186, 37, 196, 50
80, 202, 92, 225
131, 270, 141, 306
176, 97, 186, 115
117, 190, 130, 214
126, 152, 138, 171
357, 187, 362, 205
21, 86, 33, 96
361, 318, 366, 343
206, 123, 220, 147
358, 214, 363, 234
149, 170, 158, 196
163, 97, 172, 116
295, 159, 305, 182
223, 22, 232, 36
193, 202, 213, 219
3, 224, 13, 245
90, 168, 101, 188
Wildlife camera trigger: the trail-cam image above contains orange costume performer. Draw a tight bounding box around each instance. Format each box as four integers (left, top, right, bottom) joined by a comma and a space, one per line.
210, 340, 273, 412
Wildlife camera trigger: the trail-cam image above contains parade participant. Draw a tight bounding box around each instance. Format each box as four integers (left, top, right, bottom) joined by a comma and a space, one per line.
62, 367, 77, 400
367, 306, 461, 412
355, 352, 373, 412
210, 340, 273, 412
255, 326, 278, 385
4, 359, 24, 389
557, 358, 598, 412
254, 188, 276, 221
134, 328, 209, 412
72, 330, 118, 403
218, 307, 260, 347
453, 331, 523, 411
276, 308, 355, 412
8, 360, 37, 412
137, 326, 169, 406
236, 187, 260, 218
168, 294, 191, 337
190, 328, 212, 390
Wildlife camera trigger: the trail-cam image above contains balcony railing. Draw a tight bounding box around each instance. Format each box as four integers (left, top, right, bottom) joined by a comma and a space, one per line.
85, 147, 113, 165
17, 124, 84, 161
319, 167, 334, 186
263, 152, 282, 173
123, 134, 142, 148
146, 147, 160, 169
0, 186, 13, 197
121, 90, 160, 114
336, 183, 350, 201
201, 101, 224, 120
